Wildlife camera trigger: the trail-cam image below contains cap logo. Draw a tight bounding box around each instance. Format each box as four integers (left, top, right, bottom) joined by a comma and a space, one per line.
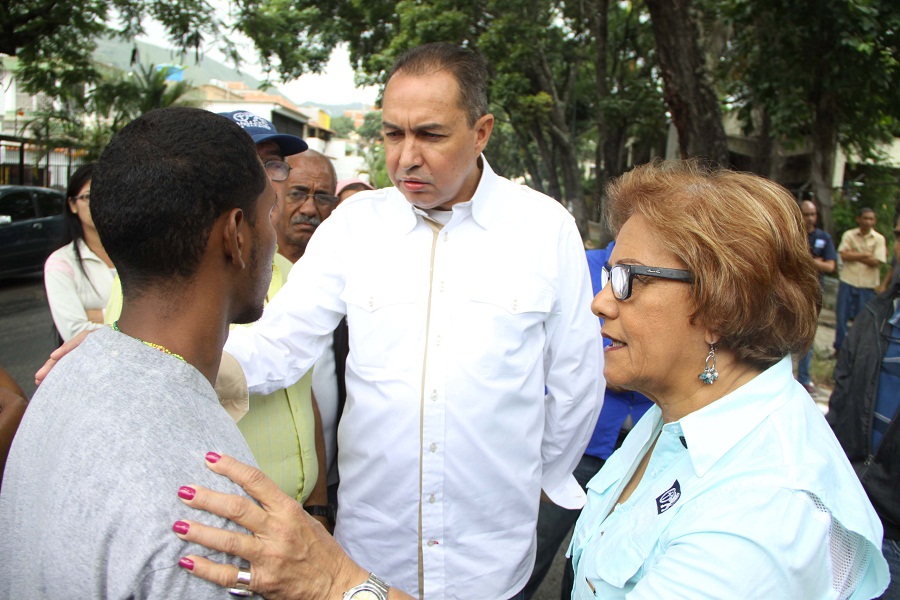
656, 480, 681, 514
232, 112, 274, 132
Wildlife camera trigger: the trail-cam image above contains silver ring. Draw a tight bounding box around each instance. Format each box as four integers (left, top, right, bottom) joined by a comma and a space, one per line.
227, 566, 253, 597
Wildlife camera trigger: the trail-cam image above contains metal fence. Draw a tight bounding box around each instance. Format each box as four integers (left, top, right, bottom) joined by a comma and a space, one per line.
0, 136, 86, 190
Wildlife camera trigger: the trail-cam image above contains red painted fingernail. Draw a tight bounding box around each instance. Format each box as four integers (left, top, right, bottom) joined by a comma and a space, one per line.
173, 521, 190, 535
178, 486, 196, 500
205, 451, 221, 463
179, 557, 194, 570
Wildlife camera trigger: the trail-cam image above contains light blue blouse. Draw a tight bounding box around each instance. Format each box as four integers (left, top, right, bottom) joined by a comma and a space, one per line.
569, 357, 889, 599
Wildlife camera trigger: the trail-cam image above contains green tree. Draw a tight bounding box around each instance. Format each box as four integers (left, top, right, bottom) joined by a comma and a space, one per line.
330, 115, 355, 137
233, 0, 669, 240
644, 0, 729, 165
357, 111, 383, 143
3, 0, 222, 96
712, 0, 900, 233
23, 64, 196, 161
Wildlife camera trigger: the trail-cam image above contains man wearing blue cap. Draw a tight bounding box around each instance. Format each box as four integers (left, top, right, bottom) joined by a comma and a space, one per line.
218, 110, 308, 166
218, 110, 331, 525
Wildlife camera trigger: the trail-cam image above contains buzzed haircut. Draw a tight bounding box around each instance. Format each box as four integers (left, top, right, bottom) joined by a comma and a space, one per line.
387, 42, 489, 127
91, 107, 267, 293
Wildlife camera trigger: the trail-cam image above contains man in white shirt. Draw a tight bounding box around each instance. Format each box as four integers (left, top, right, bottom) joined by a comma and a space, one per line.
222, 42, 603, 600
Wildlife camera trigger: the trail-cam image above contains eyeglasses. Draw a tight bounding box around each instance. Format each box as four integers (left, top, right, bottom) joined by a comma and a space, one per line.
72, 193, 90, 202
600, 263, 693, 300
265, 160, 291, 182
285, 189, 340, 209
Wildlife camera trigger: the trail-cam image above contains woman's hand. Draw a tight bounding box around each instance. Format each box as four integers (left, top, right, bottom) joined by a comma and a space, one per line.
173, 453, 371, 600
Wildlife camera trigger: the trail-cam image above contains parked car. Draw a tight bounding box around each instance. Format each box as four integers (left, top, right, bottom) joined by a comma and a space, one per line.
0, 185, 66, 279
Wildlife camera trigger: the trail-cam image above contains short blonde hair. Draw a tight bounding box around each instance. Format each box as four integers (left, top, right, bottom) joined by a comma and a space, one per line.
605, 159, 820, 369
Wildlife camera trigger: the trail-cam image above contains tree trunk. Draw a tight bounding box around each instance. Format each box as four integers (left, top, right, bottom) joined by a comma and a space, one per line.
590, 0, 610, 236
531, 121, 563, 205
810, 92, 839, 234
644, 0, 729, 166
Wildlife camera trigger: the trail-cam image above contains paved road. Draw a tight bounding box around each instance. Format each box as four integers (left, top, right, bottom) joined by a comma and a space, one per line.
0, 273, 56, 398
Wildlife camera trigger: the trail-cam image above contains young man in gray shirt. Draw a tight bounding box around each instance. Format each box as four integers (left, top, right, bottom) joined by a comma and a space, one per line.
0, 107, 277, 599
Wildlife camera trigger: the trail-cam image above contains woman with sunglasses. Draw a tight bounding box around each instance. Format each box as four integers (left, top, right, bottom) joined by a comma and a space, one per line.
44, 163, 116, 342
569, 159, 888, 598
164, 160, 888, 600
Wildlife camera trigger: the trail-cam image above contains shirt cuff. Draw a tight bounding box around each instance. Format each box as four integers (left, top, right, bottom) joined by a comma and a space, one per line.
215, 351, 249, 423
542, 472, 587, 510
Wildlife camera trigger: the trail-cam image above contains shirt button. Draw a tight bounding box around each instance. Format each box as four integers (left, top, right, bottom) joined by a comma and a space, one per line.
429, 443, 437, 453
512, 300, 518, 311
429, 494, 436, 504
435, 334, 441, 346
430, 390, 438, 401
443, 231, 449, 242
368, 296, 374, 309
427, 540, 439, 547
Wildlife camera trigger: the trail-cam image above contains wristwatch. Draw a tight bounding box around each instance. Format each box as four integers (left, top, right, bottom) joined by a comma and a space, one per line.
342, 572, 390, 600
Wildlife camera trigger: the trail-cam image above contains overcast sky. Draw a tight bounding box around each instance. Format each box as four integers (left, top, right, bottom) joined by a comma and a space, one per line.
137, 15, 379, 107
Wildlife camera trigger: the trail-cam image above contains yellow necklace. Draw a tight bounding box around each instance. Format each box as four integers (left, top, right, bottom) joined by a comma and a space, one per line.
111, 321, 186, 363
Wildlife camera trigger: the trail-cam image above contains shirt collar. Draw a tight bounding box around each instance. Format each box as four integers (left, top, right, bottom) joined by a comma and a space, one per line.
676, 356, 794, 477
75, 238, 104, 263
391, 155, 499, 233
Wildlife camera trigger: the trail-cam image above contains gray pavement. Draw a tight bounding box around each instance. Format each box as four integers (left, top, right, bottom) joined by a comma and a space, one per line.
0, 273, 55, 398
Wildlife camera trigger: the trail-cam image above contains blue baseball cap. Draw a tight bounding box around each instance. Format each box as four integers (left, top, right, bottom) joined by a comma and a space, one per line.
218, 110, 308, 157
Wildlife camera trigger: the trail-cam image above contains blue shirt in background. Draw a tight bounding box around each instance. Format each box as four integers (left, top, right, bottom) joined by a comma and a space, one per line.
585, 242, 654, 461
808, 227, 838, 288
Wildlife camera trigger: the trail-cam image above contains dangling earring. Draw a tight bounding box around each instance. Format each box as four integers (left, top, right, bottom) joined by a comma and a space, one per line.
699, 343, 718, 385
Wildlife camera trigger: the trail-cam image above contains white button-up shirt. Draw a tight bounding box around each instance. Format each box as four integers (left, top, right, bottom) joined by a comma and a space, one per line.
226, 158, 603, 599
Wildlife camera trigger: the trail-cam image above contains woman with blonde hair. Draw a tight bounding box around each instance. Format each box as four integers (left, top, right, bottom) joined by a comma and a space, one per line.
568, 159, 888, 598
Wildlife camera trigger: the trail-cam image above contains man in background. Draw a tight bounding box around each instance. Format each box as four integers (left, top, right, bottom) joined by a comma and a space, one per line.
273, 150, 340, 264
276, 150, 348, 525
797, 200, 836, 393
834, 207, 886, 352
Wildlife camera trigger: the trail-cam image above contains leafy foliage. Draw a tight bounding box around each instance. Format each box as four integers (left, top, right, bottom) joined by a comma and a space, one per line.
330, 115, 356, 137
4, 0, 224, 96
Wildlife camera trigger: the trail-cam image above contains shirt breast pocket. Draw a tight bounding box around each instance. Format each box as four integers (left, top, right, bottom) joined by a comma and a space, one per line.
466, 281, 552, 374
342, 280, 421, 370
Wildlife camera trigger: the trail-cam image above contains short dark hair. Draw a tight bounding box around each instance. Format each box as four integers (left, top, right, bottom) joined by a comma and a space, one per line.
387, 42, 489, 127
91, 107, 266, 293
858, 207, 876, 217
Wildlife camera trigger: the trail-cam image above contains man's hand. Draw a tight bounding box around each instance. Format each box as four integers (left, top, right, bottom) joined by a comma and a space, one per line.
173, 453, 414, 600
34, 330, 92, 386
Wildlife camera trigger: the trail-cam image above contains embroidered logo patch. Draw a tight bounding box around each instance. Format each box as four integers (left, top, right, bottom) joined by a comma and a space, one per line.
656, 480, 681, 514
232, 112, 274, 131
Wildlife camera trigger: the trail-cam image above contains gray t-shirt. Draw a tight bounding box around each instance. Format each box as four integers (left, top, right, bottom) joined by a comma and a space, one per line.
0, 327, 260, 599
